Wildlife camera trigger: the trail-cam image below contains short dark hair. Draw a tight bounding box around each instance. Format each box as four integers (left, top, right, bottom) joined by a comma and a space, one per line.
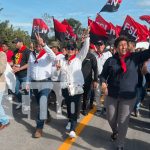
114, 36, 129, 48
2, 40, 9, 46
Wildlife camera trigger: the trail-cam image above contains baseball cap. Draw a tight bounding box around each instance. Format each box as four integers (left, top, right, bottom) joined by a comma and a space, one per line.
96, 40, 105, 46
49, 41, 60, 49
12, 38, 23, 44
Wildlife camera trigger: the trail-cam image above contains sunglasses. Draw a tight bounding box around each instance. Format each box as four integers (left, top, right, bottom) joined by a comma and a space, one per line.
67, 47, 75, 50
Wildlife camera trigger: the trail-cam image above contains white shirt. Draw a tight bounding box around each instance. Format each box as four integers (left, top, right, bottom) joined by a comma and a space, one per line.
53, 37, 90, 88
51, 53, 65, 81
27, 45, 56, 82
92, 51, 112, 75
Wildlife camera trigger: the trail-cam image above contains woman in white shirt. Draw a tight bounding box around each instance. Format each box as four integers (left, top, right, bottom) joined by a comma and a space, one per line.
55, 32, 90, 138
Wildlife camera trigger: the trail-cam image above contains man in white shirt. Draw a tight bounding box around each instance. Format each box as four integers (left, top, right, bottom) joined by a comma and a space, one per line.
26, 36, 56, 138
92, 40, 112, 116
49, 41, 65, 116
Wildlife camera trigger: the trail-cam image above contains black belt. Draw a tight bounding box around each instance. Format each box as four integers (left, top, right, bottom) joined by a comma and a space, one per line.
32, 78, 51, 82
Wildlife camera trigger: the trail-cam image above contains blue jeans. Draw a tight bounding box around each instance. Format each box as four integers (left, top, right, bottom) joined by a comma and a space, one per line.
15, 76, 27, 103
0, 91, 9, 125
135, 87, 146, 110
33, 88, 51, 129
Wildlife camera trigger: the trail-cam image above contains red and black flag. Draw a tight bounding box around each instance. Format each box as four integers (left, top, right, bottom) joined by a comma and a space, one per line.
120, 15, 149, 42
95, 14, 116, 43
140, 15, 150, 24
88, 19, 107, 44
31, 19, 49, 40
62, 19, 77, 41
53, 18, 68, 42
100, 0, 122, 13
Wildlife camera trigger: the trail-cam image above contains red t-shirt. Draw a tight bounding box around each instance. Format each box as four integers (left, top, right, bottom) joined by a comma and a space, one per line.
6, 50, 14, 63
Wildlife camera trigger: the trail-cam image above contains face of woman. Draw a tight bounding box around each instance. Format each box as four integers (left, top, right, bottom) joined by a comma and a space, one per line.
117, 40, 128, 56
67, 49, 76, 56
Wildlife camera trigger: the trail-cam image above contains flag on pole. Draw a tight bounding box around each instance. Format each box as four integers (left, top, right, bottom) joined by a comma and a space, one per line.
88, 19, 107, 44
62, 19, 77, 41
53, 18, 68, 42
31, 18, 49, 40
140, 15, 150, 24
120, 15, 149, 42
100, 0, 122, 13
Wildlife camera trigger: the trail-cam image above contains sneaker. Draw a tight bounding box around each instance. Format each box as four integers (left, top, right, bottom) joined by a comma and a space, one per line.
66, 122, 71, 130
34, 128, 43, 138
95, 110, 102, 116
15, 103, 22, 110
69, 131, 76, 138
82, 110, 88, 116
111, 132, 118, 141
135, 109, 140, 117
0, 122, 10, 130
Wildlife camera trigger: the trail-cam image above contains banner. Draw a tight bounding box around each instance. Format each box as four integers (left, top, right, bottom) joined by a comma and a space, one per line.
31, 19, 49, 40
100, 0, 122, 13
88, 19, 107, 44
140, 15, 150, 24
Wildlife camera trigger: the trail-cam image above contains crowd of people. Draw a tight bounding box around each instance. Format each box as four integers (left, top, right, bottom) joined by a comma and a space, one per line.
0, 28, 150, 150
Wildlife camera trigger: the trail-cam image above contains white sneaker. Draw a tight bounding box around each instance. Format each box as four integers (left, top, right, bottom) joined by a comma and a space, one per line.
16, 103, 22, 110
66, 122, 71, 130
69, 131, 76, 138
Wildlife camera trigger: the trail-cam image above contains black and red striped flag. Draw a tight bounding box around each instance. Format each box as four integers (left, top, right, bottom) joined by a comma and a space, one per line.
31, 19, 49, 40
95, 14, 116, 42
62, 19, 77, 41
100, 0, 122, 13
88, 19, 107, 44
53, 18, 68, 42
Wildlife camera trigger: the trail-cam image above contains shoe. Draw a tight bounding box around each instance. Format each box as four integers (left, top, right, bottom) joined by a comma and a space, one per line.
89, 104, 94, 110
116, 147, 124, 150
34, 128, 43, 138
95, 110, 101, 116
82, 110, 88, 116
111, 132, 118, 141
69, 130, 76, 138
135, 109, 140, 117
0, 122, 10, 130
16, 103, 22, 110
66, 122, 71, 130
45, 113, 51, 124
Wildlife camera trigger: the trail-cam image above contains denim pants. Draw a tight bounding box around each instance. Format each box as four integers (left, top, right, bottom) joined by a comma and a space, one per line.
0, 91, 9, 125
32, 81, 51, 129
15, 76, 27, 103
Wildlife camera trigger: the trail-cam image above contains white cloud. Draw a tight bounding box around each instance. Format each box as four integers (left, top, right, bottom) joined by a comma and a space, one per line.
12, 22, 32, 27
137, 0, 150, 7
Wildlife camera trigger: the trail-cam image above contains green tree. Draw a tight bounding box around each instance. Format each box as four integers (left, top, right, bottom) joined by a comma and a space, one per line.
0, 20, 31, 50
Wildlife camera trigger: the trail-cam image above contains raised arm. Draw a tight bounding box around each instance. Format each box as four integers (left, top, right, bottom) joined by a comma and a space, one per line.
76, 27, 90, 62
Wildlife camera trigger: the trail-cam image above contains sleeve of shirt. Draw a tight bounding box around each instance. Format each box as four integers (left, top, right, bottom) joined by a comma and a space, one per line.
76, 37, 90, 62
26, 54, 32, 84
91, 54, 98, 82
43, 45, 56, 61
133, 46, 150, 64
25, 49, 31, 63
100, 58, 110, 83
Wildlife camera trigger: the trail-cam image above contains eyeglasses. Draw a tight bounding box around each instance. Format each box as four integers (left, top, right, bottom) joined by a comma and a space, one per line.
67, 47, 74, 50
